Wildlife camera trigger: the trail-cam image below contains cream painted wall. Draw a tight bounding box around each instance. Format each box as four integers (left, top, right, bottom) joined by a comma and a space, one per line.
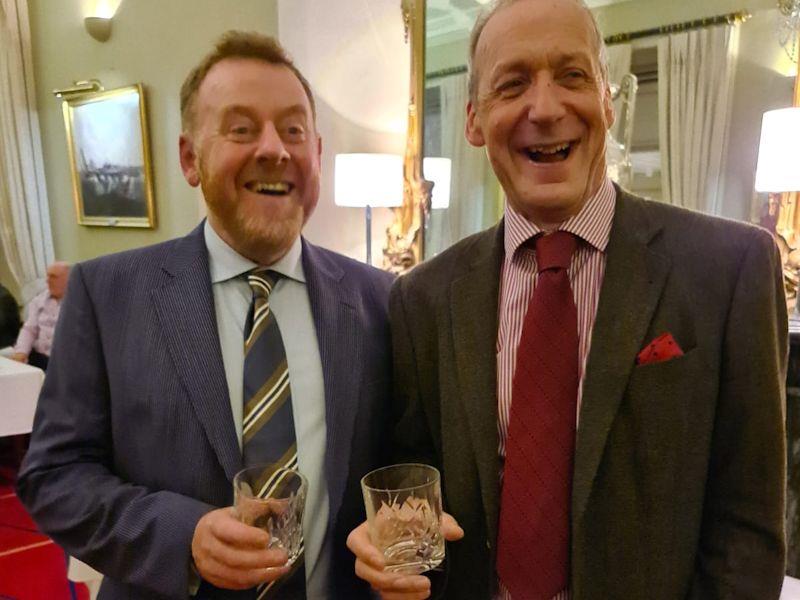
26, 0, 278, 265
278, 0, 408, 263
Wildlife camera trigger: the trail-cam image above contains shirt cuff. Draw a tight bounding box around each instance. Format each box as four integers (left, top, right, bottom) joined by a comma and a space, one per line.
188, 560, 201, 596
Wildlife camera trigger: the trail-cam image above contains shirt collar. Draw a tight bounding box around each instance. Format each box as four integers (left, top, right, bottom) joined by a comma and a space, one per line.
503, 177, 617, 258
204, 220, 306, 285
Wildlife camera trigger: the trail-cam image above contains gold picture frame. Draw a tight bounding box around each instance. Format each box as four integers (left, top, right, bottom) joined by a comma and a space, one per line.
62, 84, 156, 228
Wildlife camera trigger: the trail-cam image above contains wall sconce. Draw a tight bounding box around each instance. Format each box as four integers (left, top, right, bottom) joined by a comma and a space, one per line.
334, 153, 404, 265
83, 0, 122, 42
84, 16, 112, 42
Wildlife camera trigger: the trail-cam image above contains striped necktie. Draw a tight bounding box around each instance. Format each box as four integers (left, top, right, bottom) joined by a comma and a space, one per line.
243, 269, 306, 599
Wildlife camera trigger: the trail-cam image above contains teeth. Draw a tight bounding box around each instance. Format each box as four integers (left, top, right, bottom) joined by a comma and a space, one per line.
249, 182, 290, 194
529, 142, 571, 154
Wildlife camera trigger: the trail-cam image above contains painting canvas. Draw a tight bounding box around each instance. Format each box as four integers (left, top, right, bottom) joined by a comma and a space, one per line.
63, 84, 156, 227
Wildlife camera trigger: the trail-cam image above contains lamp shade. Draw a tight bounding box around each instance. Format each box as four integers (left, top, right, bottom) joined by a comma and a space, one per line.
755, 107, 800, 193
334, 153, 403, 208
423, 157, 452, 209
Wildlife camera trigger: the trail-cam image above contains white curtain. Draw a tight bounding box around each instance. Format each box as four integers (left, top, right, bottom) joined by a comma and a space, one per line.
426, 73, 489, 257
606, 43, 633, 88
605, 43, 632, 143
657, 24, 739, 214
0, 0, 54, 302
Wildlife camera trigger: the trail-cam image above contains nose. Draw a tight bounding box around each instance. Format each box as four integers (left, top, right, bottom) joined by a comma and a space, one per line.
255, 123, 290, 164
525, 76, 566, 125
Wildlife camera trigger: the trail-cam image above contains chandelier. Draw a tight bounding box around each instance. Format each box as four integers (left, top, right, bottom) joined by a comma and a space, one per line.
778, 0, 800, 62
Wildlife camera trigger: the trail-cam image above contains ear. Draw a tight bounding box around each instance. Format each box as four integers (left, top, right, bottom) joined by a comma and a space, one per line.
465, 100, 485, 147
603, 83, 615, 131
179, 133, 200, 187
316, 133, 322, 161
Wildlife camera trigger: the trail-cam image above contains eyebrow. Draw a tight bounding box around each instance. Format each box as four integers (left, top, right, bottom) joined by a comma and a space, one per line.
491, 51, 594, 78
220, 103, 310, 122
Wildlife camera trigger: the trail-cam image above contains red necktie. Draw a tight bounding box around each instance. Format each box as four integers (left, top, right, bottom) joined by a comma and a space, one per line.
496, 230, 579, 599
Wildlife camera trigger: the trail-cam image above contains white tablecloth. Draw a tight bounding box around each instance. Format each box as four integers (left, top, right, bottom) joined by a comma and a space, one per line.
784, 576, 800, 599
0, 355, 44, 436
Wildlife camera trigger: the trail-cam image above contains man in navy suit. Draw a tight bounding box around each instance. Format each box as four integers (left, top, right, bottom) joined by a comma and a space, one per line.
18, 31, 393, 599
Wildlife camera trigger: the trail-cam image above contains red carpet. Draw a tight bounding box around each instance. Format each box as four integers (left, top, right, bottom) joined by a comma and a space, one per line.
0, 475, 89, 600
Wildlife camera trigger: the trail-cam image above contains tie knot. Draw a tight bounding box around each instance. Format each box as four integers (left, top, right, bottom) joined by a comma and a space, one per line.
534, 231, 577, 272
247, 269, 280, 298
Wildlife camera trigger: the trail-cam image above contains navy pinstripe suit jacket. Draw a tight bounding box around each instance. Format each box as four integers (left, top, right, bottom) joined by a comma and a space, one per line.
18, 222, 394, 599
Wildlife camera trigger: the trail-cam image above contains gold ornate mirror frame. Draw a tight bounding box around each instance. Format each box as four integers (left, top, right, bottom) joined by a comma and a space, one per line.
384, 0, 429, 273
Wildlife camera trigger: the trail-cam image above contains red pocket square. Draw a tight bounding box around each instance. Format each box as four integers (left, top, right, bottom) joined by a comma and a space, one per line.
636, 332, 684, 365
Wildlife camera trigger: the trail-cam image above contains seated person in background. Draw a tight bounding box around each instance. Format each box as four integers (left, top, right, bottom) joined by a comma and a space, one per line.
11, 261, 70, 370
0, 282, 21, 349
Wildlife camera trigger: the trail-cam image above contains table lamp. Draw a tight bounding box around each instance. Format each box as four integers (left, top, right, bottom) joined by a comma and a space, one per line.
755, 107, 800, 196
755, 107, 800, 312
335, 153, 403, 264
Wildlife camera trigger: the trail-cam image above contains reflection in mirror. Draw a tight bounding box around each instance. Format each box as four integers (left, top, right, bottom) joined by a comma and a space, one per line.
421, 0, 798, 260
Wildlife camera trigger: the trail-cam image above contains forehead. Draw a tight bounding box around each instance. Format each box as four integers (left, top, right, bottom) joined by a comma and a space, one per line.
475, 0, 598, 74
195, 57, 311, 117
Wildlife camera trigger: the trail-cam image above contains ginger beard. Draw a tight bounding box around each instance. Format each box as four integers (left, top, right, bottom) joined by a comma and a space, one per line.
199, 154, 306, 262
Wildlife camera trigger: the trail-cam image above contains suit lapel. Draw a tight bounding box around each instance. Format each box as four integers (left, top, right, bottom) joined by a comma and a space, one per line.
301, 240, 359, 527
450, 225, 504, 546
151, 224, 242, 483
573, 192, 670, 522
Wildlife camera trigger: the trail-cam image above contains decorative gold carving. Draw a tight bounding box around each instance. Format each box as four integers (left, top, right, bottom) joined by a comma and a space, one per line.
384, 0, 431, 273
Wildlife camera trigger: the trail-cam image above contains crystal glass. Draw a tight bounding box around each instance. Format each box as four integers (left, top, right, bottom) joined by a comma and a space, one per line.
233, 465, 307, 565
361, 463, 444, 574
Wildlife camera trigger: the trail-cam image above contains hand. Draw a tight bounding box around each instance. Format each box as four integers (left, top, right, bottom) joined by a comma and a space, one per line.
10, 352, 27, 363
191, 507, 290, 590
347, 512, 464, 600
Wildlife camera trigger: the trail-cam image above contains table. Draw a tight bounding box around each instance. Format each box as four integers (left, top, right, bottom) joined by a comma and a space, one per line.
0, 355, 44, 436
784, 576, 800, 599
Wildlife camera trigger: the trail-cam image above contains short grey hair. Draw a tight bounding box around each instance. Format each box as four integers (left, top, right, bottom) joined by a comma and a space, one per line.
467, 0, 609, 102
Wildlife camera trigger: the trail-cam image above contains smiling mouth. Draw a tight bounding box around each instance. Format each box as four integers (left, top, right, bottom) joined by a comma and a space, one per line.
245, 182, 295, 196
524, 141, 576, 163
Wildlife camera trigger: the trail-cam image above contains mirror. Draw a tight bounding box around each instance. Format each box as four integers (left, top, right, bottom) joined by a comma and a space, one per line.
417, 0, 799, 261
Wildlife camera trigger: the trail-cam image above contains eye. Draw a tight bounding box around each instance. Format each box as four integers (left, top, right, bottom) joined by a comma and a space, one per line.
560, 69, 589, 85
496, 77, 526, 97
227, 121, 257, 141
283, 123, 307, 139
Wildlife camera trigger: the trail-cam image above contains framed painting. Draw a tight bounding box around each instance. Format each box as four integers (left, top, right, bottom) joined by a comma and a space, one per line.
62, 84, 156, 228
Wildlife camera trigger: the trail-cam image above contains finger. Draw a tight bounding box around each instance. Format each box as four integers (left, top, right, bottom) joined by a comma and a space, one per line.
441, 512, 464, 541
381, 592, 431, 600
347, 521, 386, 569
355, 559, 430, 594
212, 510, 270, 548
201, 555, 291, 589
207, 543, 289, 571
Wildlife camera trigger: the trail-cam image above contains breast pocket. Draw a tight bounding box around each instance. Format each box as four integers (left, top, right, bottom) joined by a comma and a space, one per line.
621, 348, 705, 485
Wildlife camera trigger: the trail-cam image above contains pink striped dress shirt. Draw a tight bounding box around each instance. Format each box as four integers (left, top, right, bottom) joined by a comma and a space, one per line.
496, 178, 616, 600
13, 289, 61, 357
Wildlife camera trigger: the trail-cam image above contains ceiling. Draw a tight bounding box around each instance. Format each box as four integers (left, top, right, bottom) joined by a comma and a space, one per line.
427, 0, 635, 46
